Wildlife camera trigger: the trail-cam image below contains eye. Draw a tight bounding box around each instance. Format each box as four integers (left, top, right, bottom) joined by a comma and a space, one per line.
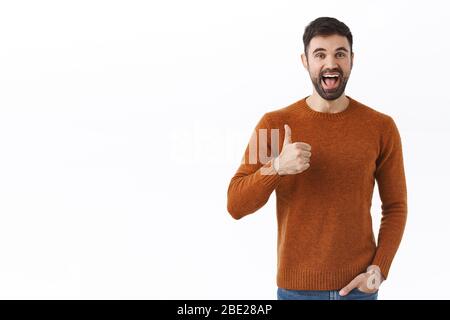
336, 52, 346, 58
315, 53, 325, 59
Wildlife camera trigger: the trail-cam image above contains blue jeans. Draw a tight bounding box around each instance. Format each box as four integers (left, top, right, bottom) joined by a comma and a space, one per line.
277, 287, 378, 300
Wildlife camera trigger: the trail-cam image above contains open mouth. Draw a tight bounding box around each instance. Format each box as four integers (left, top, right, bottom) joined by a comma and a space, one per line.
321, 73, 341, 90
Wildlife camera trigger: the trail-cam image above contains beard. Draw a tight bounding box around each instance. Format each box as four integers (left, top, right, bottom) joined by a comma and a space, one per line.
309, 68, 350, 101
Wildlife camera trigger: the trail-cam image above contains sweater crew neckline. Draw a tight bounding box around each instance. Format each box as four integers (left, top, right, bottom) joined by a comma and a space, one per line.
298, 95, 357, 119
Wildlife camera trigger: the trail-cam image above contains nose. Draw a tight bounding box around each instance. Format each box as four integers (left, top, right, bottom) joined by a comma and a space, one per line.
323, 55, 338, 70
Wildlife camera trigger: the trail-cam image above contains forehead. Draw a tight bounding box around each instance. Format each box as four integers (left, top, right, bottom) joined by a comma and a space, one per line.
308, 34, 350, 53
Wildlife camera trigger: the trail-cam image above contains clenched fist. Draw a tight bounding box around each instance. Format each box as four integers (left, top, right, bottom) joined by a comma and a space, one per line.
273, 124, 312, 176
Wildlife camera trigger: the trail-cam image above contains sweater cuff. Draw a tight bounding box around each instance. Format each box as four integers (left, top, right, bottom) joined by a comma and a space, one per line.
258, 159, 282, 188
371, 253, 395, 280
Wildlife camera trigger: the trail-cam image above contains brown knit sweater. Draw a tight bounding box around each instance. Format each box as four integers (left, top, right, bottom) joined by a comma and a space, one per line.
227, 95, 407, 290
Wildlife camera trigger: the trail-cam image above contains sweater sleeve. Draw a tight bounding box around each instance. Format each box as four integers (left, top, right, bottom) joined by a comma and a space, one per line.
371, 117, 408, 279
227, 113, 283, 220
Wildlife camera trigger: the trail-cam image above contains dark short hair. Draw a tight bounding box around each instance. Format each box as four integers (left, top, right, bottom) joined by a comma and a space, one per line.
303, 17, 353, 56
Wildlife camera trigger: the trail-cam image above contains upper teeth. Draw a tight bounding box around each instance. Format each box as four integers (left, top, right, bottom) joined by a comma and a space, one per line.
323, 74, 339, 77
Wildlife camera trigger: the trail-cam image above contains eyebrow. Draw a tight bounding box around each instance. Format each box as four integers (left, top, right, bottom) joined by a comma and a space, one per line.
312, 47, 349, 54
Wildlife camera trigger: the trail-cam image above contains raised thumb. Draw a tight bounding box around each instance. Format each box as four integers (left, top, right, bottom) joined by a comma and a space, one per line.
283, 124, 292, 147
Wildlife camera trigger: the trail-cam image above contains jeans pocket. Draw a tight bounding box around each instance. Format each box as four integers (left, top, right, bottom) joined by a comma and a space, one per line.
354, 287, 378, 295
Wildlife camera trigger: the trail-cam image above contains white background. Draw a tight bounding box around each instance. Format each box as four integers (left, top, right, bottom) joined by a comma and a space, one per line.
0, 0, 448, 299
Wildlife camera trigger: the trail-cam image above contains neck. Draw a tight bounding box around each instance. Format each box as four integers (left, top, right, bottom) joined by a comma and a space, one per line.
306, 92, 349, 114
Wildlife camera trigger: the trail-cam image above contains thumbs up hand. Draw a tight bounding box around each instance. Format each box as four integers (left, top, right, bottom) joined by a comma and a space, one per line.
274, 124, 312, 176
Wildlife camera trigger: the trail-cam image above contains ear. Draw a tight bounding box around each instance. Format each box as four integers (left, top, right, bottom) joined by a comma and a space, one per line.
301, 52, 308, 69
